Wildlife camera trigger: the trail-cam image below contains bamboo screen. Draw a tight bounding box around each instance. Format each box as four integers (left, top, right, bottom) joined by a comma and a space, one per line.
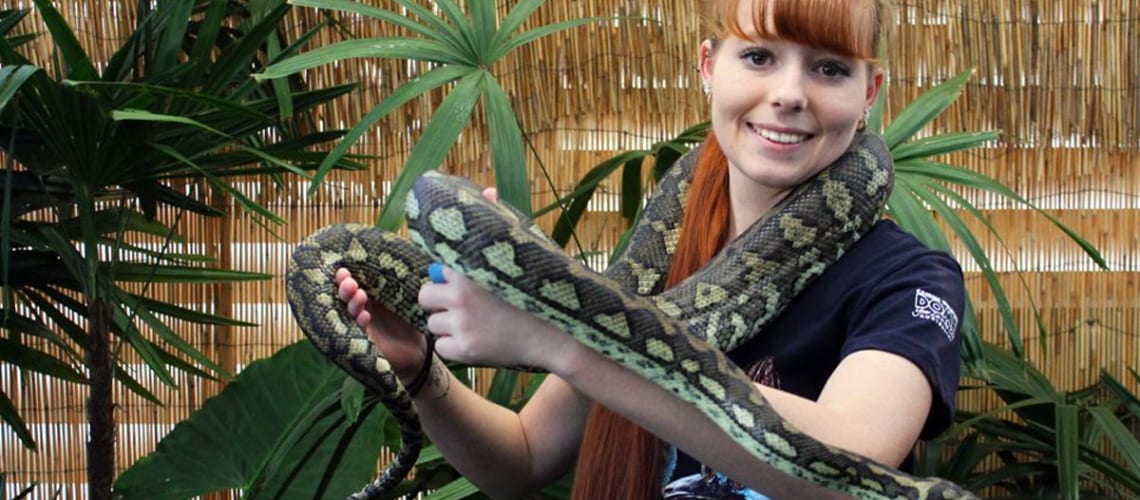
1, 0, 1138, 497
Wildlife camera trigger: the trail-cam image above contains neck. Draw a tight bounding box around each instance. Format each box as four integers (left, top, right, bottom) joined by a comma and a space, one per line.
727, 175, 792, 239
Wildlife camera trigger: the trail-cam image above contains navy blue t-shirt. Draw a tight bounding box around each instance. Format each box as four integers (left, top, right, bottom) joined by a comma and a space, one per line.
668, 219, 965, 484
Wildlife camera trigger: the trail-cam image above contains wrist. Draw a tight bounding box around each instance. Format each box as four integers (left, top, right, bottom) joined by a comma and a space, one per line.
543, 332, 599, 380
407, 355, 451, 401
402, 356, 435, 398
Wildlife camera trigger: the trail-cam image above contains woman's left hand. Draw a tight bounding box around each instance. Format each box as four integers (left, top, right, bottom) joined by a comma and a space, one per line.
418, 187, 577, 370
418, 264, 572, 370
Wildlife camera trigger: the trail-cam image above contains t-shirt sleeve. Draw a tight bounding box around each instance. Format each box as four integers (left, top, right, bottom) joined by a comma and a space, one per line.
841, 250, 965, 440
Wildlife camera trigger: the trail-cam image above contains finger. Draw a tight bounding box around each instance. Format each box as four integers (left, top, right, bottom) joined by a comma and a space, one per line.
432, 336, 456, 361
346, 289, 367, 316
356, 308, 372, 329
440, 265, 462, 285
337, 276, 359, 302
334, 267, 351, 284
418, 265, 457, 310
482, 187, 499, 204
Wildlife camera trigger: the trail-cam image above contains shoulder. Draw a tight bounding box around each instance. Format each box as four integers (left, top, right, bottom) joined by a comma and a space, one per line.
848, 220, 963, 275
832, 220, 965, 304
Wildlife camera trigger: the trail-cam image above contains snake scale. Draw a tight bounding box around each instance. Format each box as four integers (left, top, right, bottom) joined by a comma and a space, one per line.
285, 132, 976, 499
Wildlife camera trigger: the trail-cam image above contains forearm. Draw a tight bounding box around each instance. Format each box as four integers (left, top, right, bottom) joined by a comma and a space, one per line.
755, 386, 914, 467
408, 356, 587, 498
756, 350, 931, 467
407, 356, 544, 497
550, 341, 848, 500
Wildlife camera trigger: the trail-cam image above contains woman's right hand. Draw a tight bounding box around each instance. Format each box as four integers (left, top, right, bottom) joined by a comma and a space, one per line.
335, 268, 427, 381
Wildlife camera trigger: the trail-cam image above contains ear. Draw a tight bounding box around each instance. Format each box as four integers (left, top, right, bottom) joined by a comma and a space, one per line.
865, 65, 884, 110
699, 39, 716, 87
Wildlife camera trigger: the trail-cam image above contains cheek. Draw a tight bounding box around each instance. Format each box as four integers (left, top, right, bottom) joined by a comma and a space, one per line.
814, 93, 867, 130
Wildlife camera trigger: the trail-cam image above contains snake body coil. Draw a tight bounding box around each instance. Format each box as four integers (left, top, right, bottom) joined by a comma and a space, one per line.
285, 133, 976, 499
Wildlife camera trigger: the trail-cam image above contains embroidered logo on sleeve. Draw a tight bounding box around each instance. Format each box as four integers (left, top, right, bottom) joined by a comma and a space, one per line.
912, 289, 958, 341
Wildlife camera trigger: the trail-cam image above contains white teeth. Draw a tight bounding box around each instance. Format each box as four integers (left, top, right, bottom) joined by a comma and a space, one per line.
755, 127, 808, 144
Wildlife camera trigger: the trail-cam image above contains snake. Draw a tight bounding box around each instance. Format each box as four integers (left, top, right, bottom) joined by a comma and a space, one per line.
285, 132, 977, 499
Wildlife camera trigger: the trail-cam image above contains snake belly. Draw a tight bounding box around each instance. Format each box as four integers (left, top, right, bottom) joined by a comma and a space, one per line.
405, 134, 976, 499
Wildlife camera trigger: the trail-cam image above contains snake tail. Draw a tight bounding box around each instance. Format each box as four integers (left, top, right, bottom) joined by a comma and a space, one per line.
285, 223, 433, 498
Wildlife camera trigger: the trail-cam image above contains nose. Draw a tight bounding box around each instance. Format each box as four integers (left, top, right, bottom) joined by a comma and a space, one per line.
769, 67, 807, 112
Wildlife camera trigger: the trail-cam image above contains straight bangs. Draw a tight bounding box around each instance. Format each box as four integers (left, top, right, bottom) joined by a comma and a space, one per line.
716, 0, 880, 61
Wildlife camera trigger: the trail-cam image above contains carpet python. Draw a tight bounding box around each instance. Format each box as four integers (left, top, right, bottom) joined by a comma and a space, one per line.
285, 133, 976, 499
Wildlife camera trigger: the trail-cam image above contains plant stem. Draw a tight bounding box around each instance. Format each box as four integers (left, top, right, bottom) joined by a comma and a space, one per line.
87, 297, 114, 500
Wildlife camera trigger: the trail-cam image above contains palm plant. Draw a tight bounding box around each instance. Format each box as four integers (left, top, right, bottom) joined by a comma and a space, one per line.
254, 0, 619, 229
0, 0, 359, 496
918, 349, 1140, 498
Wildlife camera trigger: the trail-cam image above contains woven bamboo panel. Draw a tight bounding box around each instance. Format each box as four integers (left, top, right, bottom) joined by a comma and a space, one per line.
1, 0, 1138, 497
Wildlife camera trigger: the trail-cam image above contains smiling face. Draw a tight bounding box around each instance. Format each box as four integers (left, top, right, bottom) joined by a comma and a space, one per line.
700, 0, 883, 214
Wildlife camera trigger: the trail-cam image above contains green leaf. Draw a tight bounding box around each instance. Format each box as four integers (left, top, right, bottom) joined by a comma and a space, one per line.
387, 0, 475, 60
1, 304, 84, 361
148, 142, 289, 225
376, 70, 485, 230
108, 262, 271, 284
620, 157, 645, 223
414, 444, 446, 468
490, 0, 545, 53
30, 0, 97, 80
308, 64, 475, 192
469, 0, 496, 60
1088, 405, 1140, 474
113, 342, 386, 499
549, 150, 647, 247
485, 369, 520, 407
481, 76, 530, 216
291, 0, 433, 38
134, 294, 257, 327
202, 3, 293, 97
152, 1, 195, 74
340, 377, 366, 424
921, 179, 1045, 357
0, 389, 35, 450
499, 18, 611, 60
107, 285, 230, 379
910, 176, 1023, 357
891, 130, 999, 163
432, 0, 477, 56
886, 175, 952, 251
0, 65, 38, 109
896, 157, 1107, 271
1055, 404, 1080, 500
113, 109, 231, 138
882, 68, 974, 149
185, 0, 228, 74
1100, 369, 1140, 417
425, 477, 480, 500
255, 38, 465, 82
103, 292, 177, 388
0, 338, 85, 383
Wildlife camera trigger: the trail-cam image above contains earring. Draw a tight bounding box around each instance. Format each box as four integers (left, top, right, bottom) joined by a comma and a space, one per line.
701, 82, 711, 101
856, 108, 870, 132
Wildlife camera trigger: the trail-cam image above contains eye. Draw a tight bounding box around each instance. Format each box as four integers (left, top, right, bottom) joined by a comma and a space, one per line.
814, 60, 852, 78
738, 47, 774, 67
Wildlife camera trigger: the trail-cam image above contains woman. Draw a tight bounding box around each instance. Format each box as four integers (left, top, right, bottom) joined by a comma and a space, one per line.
336, 0, 964, 497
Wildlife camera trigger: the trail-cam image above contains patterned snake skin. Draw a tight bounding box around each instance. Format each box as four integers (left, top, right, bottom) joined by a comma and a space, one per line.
285, 133, 976, 499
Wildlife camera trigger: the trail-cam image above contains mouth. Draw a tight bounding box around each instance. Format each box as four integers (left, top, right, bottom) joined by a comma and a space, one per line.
748, 123, 813, 145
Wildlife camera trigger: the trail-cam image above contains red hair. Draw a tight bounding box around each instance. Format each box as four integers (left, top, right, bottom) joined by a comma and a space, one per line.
713, 0, 884, 61
572, 136, 730, 499
571, 1, 885, 496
